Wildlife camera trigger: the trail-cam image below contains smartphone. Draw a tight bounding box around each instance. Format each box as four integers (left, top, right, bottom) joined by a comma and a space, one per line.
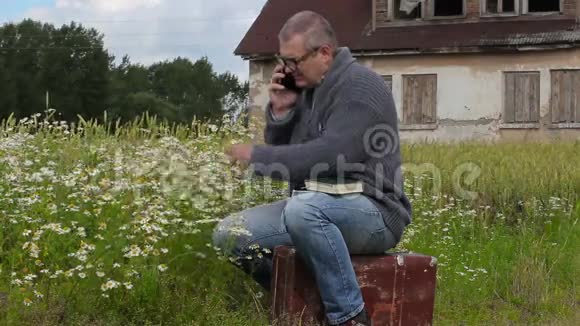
279, 73, 302, 93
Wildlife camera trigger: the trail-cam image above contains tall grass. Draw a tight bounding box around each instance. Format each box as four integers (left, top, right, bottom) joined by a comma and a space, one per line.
0, 111, 578, 325
402, 142, 579, 209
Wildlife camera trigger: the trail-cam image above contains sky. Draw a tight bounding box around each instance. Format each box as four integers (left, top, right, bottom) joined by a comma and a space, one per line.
0, 0, 268, 80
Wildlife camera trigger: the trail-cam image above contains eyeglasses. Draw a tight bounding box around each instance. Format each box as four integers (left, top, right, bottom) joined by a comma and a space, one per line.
275, 47, 320, 70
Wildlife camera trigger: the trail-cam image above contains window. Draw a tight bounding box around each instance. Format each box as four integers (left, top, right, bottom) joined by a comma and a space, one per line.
551, 70, 580, 124
393, 0, 423, 20
388, 0, 466, 20
388, 0, 466, 21
433, 0, 464, 16
527, 0, 560, 13
483, 0, 561, 15
483, 0, 517, 14
382, 75, 393, 92
503, 72, 540, 124
402, 74, 437, 125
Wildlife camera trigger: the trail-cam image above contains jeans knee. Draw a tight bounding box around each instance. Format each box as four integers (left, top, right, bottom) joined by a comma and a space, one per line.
212, 214, 253, 256
283, 195, 322, 237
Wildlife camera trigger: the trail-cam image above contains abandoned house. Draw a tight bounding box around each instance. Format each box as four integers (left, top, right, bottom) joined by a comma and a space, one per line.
235, 0, 580, 142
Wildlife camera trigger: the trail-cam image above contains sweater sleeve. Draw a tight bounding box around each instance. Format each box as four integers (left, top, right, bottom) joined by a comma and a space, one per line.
250, 98, 393, 183
263, 102, 298, 145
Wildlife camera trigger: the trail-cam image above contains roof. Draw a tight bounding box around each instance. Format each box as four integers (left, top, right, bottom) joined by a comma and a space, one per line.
234, 0, 580, 58
361, 19, 580, 52
235, 0, 372, 57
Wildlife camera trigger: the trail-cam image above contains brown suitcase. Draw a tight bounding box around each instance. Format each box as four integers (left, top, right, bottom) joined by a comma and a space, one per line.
270, 246, 437, 326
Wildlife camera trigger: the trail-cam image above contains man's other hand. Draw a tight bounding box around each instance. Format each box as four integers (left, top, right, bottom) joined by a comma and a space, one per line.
226, 144, 254, 163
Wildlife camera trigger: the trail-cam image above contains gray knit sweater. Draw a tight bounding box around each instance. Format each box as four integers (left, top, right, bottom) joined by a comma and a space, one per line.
249, 47, 412, 242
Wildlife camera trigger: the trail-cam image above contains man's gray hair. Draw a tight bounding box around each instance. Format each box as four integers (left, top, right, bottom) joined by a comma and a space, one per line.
278, 11, 338, 51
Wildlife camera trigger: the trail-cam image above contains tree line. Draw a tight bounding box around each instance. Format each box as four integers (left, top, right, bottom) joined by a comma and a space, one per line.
0, 19, 249, 125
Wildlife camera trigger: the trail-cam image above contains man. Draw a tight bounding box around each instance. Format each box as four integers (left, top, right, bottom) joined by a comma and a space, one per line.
214, 11, 412, 326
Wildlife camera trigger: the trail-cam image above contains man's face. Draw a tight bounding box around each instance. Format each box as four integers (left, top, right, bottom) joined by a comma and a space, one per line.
278, 34, 332, 89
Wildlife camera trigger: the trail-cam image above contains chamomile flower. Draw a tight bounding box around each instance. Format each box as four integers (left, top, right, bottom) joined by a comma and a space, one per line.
157, 264, 168, 272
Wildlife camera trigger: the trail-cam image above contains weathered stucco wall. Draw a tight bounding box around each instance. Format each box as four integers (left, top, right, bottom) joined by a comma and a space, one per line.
248, 59, 277, 143
247, 49, 580, 143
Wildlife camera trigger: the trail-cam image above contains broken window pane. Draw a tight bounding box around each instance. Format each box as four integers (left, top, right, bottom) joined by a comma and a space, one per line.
434, 0, 463, 16
503, 0, 515, 12
528, 0, 560, 12
394, 0, 422, 20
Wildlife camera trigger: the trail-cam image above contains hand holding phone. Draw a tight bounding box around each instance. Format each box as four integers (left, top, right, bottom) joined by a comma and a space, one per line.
269, 65, 300, 117
279, 73, 301, 93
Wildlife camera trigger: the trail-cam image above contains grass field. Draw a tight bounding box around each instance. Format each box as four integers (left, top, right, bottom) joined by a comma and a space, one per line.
0, 111, 578, 325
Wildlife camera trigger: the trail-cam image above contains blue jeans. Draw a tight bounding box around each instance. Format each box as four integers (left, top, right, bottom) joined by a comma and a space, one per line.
212, 191, 398, 325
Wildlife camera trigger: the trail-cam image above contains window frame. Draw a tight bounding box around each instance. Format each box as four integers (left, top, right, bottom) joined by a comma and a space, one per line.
522, 0, 563, 15
428, 0, 467, 20
480, 0, 520, 17
382, 75, 393, 93
480, 0, 563, 17
388, 0, 426, 21
387, 0, 467, 21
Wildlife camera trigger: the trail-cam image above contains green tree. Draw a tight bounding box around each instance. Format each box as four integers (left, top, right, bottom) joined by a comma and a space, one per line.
149, 57, 233, 123
39, 21, 110, 121
0, 20, 48, 118
217, 72, 249, 123
0, 20, 110, 121
1, 20, 248, 126
115, 92, 179, 123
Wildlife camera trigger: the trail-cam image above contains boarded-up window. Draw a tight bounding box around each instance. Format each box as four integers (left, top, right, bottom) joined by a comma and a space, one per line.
504, 72, 540, 123
382, 75, 393, 92
551, 70, 580, 123
402, 74, 437, 124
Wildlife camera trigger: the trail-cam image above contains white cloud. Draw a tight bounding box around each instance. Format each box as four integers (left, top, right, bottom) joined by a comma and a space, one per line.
20, 0, 267, 80
56, 0, 162, 12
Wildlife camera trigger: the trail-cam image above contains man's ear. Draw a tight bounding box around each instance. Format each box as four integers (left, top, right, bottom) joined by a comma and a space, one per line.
319, 45, 333, 58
